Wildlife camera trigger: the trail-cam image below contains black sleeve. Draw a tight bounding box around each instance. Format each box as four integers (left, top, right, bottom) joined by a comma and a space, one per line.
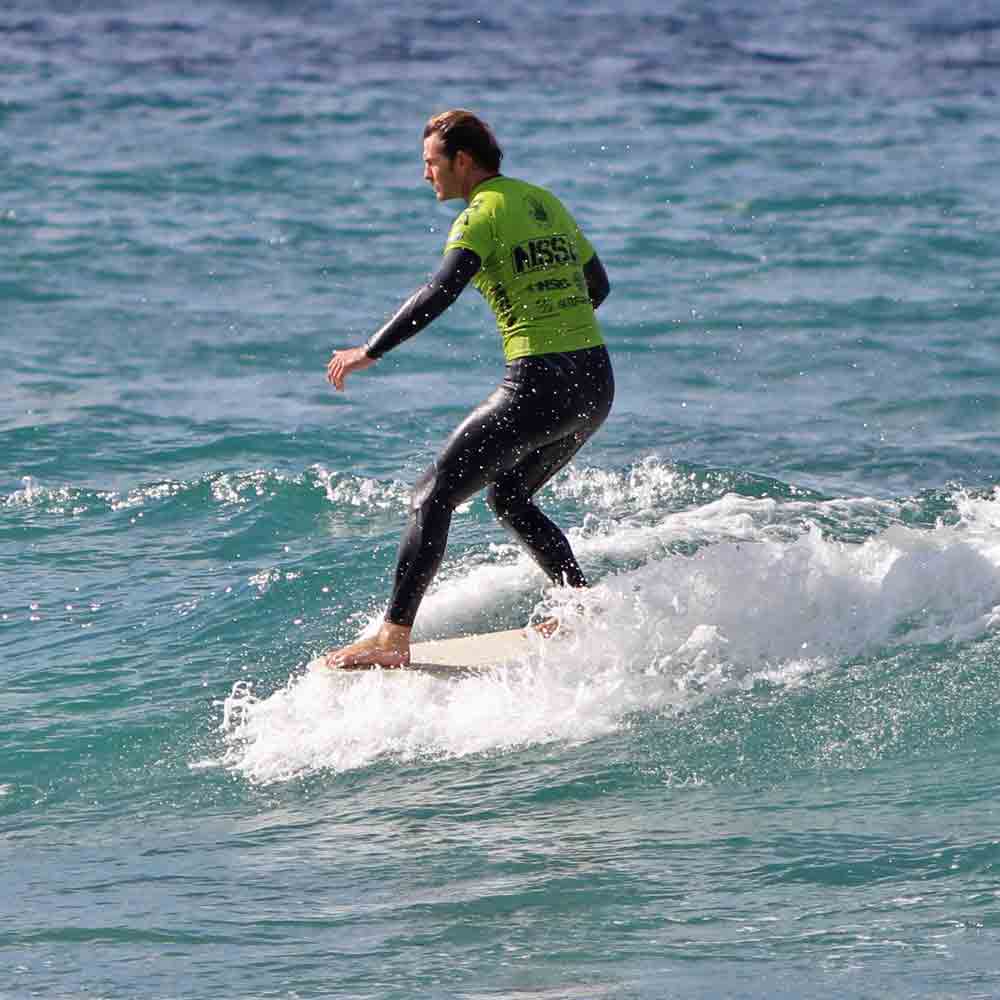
363, 247, 482, 359
584, 253, 611, 310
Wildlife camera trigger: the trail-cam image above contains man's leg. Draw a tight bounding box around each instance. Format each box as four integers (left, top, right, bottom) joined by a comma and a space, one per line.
326, 384, 523, 668
485, 431, 591, 588
485, 347, 615, 622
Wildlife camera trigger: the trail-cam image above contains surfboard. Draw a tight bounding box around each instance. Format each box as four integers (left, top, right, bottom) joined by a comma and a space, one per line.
308, 626, 532, 677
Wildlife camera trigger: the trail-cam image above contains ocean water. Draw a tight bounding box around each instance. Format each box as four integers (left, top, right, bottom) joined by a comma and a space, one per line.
4, 1, 1000, 996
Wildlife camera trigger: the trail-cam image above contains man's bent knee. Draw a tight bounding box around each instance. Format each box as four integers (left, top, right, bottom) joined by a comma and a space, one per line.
486, 483, 530, 524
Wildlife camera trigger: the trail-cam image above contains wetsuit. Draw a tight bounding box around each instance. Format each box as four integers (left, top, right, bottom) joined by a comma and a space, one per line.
364, 176, 614, 627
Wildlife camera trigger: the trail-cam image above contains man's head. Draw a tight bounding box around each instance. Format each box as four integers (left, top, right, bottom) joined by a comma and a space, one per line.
422, 110, 503, 202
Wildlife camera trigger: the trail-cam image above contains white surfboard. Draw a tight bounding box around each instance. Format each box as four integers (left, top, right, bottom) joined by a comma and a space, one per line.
308, 626, 533, 677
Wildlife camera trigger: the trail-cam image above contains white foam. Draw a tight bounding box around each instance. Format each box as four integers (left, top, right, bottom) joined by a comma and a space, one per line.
3, 476, 38, 506
217, 651, 626, 784
215, 468, 1000, 784
312, 464, 409, 512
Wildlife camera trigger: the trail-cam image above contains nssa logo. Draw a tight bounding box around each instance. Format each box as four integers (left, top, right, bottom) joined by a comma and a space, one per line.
511, 234, 578, 274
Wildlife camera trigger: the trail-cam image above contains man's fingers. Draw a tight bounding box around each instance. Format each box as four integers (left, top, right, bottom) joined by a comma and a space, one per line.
327, 347, 368, 391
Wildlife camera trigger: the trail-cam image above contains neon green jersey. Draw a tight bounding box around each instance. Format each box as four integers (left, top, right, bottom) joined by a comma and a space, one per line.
443, 176, 605, 362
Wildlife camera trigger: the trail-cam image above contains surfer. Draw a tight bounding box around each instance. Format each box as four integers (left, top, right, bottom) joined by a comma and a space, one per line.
324, 110, 614, 668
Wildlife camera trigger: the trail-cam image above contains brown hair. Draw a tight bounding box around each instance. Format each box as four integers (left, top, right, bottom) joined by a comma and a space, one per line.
423, 110, 503, 173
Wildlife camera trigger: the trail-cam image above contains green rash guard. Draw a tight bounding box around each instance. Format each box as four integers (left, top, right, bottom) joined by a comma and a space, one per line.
443, 176, 606, 361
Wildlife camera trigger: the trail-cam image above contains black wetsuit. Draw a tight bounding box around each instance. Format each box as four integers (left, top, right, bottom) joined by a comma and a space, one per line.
365, 248, 614, 627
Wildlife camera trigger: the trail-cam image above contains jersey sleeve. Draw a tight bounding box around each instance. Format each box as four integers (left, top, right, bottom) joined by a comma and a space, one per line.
443, 196, 495, 262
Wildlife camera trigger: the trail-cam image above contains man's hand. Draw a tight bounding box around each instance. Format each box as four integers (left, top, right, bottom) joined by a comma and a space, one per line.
326, 346, 377, 391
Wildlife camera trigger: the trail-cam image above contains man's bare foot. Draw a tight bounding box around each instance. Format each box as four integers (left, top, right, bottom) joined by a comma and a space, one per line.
324, 621, 412, 670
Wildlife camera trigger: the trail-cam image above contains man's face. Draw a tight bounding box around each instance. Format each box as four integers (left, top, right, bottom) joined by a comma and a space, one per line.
423, 134, 463, 201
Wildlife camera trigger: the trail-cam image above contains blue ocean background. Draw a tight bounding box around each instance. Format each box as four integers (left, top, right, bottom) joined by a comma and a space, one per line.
4, 1, 1000, 997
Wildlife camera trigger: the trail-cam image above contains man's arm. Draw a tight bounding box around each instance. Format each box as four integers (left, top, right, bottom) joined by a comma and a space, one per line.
326, 247, 481, 390
583, 253, 610, 310
364, 247, 482, 358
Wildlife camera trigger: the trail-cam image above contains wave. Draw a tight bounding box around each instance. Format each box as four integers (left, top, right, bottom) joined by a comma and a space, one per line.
211, 460, 1000, 784
9, 458, 999, 788
1, 466, 408, 520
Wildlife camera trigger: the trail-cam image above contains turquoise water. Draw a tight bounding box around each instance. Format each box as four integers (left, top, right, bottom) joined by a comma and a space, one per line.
4, 2, 1000, 997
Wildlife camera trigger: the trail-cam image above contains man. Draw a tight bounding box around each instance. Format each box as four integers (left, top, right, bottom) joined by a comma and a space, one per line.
324, 109, 613, 668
